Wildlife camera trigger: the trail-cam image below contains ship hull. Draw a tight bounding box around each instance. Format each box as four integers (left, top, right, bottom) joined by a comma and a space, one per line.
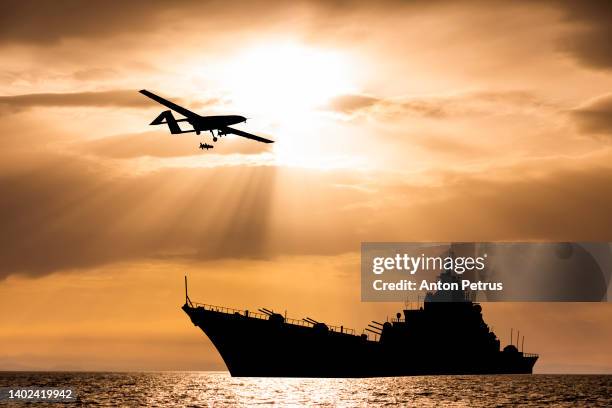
183, 304, 537, 378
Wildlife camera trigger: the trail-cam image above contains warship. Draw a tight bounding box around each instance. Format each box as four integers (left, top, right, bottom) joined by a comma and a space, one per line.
182, 273, 538, 377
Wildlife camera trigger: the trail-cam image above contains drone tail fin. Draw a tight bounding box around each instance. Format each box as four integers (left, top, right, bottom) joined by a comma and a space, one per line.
150, 110, 183, 134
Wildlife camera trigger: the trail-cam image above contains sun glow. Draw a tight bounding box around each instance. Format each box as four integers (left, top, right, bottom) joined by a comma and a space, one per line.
184, 42, 361, 169
220, 43, 355, 120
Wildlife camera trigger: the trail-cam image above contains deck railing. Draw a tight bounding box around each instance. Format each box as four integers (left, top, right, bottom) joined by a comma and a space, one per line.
190, 301, 355, 335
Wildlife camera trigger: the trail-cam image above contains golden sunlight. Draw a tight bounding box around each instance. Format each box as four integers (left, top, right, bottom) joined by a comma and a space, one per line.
220, 42, 355, 119
181, 42, 362, 169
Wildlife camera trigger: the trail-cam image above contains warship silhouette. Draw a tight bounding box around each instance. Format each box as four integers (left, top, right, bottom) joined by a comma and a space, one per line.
182, 270, 538, 377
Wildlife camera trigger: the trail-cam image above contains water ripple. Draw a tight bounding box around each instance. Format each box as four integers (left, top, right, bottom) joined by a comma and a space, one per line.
0, 372, 610, 407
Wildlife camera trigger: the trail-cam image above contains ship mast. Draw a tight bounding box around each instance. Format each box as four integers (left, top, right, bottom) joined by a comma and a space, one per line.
185, 276, 193, 307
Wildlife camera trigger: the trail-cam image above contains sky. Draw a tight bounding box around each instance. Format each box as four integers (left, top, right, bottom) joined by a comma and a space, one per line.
1, 0, 612, 373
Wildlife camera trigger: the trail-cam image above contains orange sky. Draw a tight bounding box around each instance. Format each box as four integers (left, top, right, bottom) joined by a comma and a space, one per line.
1, 0, 611, 373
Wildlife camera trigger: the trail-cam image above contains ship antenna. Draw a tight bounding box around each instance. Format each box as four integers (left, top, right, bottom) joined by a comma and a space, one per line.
510, 328, 513, 346
517, 330, 520, 348
522, 336, 525, 353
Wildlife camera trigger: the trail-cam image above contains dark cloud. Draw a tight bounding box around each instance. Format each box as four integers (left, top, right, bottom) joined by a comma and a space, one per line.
2, 150, 612, 279
0, 0, 297, 45
0, 156, 277, 278
379, 163, 612, 242
0, 0, 180, 44
2, 0, 611, 75
0, 90, 148, 111
571, 93, 612, 136
0, 90, 217, 114
554, 0, 612, 70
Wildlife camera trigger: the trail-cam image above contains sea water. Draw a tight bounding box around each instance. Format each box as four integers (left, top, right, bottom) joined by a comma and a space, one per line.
0, 372, 610, 407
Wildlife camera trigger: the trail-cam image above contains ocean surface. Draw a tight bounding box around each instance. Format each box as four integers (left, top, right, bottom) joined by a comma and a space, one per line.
0, 372, 610, 407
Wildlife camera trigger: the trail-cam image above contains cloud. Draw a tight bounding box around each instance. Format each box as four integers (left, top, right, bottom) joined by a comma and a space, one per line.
326, 94, 380, 114
71, 68, 119, 81
0, 155, 278, 278
0, 90, 148, 112
1, 1, 611, 281
571, 93, 612, 137
76, 130, 273, 158
0, 0, 174, 44
2, 0, 610, 75
0, 0, 296, 45
2, 148, 612, 279
554, 0, 612, 70
0, 90, 218, 115
325, 91, 555, 118
409, 133, 490, 158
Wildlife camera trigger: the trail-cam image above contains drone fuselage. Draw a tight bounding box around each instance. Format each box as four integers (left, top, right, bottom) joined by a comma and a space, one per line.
193, 115, 246, 131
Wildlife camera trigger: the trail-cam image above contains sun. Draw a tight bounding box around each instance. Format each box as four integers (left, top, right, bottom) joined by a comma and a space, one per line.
220, 42, 355, 121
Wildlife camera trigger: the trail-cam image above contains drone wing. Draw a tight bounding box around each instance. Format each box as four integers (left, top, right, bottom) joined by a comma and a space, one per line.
222, 126, 274, 144
139, 89, 199, 119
